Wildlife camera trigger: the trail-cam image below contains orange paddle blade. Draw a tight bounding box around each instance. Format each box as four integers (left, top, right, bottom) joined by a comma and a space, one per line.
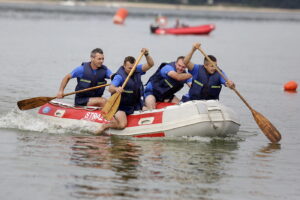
17, 96, 56, 110
251, 109, 281, 143
101, 92, 121, 120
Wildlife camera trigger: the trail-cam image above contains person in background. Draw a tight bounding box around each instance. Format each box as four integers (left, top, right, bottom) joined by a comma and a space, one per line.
150, 15, 168, 33
174, 18, 189, 28
56, 48, 112, 107
182, 43, 235, 102
95, 48, 154, 135
144, 56, 192, 110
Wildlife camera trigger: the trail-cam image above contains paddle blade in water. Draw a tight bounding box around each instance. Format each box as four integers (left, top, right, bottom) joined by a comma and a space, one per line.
17, 97, 55, 110
252, 109, 282, 143
101, 93, 121, 120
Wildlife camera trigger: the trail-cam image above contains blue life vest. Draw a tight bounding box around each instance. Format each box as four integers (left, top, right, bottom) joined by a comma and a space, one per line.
75, 62, 108, 102
189, 65, 222, 100
113, 66, 144, 112
147, 62, 185, 101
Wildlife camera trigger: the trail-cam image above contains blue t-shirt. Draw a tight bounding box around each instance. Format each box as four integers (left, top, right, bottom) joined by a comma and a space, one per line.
70, 65, 112, 79
182, 64, 228, 100
160, 65, 192, 84
111, 64, 145, 87
189, 64, 226, 85
145, 65, 192, 93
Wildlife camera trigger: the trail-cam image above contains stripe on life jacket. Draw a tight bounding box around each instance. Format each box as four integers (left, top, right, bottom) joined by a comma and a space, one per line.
164, 79, 173, 88
80, 79, 91, 83
211, 85, 221, 88
194, 79, 203, 87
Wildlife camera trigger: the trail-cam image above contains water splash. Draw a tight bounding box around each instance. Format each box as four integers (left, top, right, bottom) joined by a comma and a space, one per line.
0, 108, 97, 135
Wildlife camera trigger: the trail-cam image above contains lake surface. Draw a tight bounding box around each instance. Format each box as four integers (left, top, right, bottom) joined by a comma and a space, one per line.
0, 2, 300, 200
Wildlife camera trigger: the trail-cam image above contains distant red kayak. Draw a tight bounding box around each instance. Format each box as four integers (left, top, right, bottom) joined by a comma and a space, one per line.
151, 24, 215, 35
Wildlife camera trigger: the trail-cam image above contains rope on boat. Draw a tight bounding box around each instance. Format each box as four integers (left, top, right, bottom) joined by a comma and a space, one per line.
49, 101, 101, 111
207, 106, 225, 130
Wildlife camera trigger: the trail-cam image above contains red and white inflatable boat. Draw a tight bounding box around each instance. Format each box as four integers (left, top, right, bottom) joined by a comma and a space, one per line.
38, 100, 240, 138
150, 24, 215, 35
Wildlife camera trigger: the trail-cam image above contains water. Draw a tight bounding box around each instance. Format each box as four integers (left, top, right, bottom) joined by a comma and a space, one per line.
1, 2, 300, 200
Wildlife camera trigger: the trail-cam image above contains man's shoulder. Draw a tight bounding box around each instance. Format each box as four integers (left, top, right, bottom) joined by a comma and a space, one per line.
71, 65, 84, 78
161, 64, 175, 72
194, 64, 203, 69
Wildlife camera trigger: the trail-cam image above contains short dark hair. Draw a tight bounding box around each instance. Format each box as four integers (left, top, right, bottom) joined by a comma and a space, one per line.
90, 48, 103, 57
176, 56, 184, 62
204, 55, 217, 63
123, 56, 136, 65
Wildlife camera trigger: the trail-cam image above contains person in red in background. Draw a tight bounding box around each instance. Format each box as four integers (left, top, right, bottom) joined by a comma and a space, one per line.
150, 15, 168, 33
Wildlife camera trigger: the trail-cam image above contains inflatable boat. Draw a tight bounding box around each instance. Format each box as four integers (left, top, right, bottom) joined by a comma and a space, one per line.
38, 100, 240, 138
150, 24, 215, 35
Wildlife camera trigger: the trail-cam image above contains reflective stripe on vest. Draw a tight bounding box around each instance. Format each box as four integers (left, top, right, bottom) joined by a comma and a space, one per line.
164, 79, 173, 88
123, 90, 134, 94
211, 85, 221, 88
194, 79, 203, 87
80, 79, 91, 83
97, 81, 106, 85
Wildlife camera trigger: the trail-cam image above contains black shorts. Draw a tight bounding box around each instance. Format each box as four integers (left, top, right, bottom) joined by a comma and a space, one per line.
75, 97, 89, 106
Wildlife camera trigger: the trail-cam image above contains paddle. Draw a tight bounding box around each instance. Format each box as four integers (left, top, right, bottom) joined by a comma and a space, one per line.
17, 83, 110, 111
101, 52, 144, 120
197, 47, 281, 143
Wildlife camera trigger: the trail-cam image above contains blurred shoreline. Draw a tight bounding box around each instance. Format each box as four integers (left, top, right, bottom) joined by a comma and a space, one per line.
1, 0, 300, 13
1, 0, 300, 22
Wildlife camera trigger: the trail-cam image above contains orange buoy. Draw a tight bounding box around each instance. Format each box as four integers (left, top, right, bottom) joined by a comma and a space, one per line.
113, 8, 128, 25
284, 81, 298, 91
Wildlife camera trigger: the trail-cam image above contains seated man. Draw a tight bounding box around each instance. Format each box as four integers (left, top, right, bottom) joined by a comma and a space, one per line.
182, 43, 235, 102
56, 48, 112, 107
95, 48, 154, 135
144, 56, 192, 110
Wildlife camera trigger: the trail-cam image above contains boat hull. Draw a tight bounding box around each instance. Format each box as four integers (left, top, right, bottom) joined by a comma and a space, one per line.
152, 24, 215, 35
38, 100, 240, 138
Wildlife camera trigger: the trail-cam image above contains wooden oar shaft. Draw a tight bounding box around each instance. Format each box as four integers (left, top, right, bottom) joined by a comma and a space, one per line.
62, 83, 110, 98
121, 53, 144, 89
197, 47, 253, 111
17, 83, 110, 111
198, 47, 228, 81
101, 52, 145, 121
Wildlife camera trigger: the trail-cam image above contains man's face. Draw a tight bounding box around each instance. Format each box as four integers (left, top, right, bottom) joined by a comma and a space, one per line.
124, 61, 134, 74
175, 59, 187, 73
91, 53, 104, 68
204, 61, 217, 74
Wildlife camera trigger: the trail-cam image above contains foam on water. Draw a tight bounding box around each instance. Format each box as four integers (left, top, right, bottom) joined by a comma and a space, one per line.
0, 108, 97, 135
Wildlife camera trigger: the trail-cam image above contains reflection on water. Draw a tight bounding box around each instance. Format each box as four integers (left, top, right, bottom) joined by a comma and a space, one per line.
70, 136, 141, 175
257, 143, 281, 156
68, 136, 142, 199
65, 136, 239, 199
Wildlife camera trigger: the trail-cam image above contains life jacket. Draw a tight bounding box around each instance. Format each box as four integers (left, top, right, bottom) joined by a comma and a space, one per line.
189, 65, 222, 100
112, 66, 143, 110
75, 62, 108, 101
147, 62, 185, 101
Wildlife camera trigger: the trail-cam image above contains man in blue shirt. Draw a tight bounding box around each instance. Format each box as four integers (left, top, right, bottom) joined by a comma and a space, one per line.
182, 43, 235, 102
95, 48, 154, 135
144, 56, 192, 110
56, 48, 112, 107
